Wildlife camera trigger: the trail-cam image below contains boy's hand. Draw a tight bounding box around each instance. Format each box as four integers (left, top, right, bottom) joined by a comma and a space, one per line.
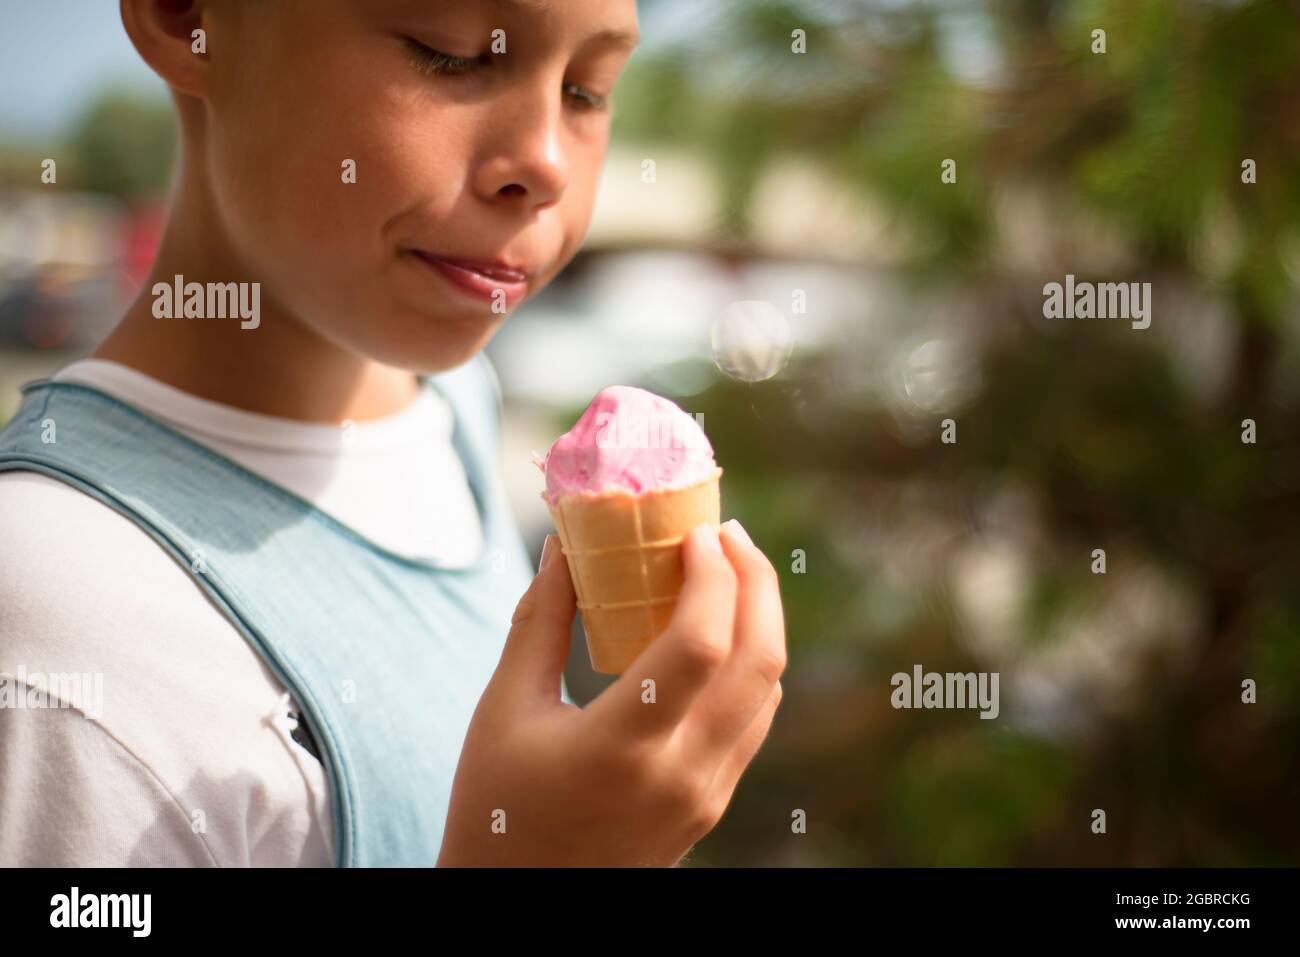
437, 520, 786, 867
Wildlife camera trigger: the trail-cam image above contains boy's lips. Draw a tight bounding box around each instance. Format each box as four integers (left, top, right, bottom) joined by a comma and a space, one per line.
410, 251, 531, 306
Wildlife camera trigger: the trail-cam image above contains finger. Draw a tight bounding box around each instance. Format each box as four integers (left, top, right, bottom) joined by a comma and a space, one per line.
681, 519, 786, 765
590, 523, 736, 739
495, 534, 577, 701
701, 679, 783, 816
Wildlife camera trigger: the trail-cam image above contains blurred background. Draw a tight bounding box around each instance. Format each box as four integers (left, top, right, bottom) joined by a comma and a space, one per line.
2, 0, 1299, 865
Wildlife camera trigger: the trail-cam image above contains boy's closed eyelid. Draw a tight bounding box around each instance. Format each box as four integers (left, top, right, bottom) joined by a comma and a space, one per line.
402, 37, 493, 79
403, 34, 483, 61
402, 37, 616, 113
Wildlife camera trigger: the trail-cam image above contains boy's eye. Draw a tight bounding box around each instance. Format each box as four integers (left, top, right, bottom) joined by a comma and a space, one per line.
404, 36, 608, 111
564, 82, 608, 112
404, 37, 483, 76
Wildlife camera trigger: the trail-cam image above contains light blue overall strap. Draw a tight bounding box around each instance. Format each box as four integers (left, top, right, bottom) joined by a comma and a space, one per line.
0, 355, 565, 866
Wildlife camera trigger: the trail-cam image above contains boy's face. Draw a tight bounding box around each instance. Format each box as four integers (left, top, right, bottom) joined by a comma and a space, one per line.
200, 0, 638, 371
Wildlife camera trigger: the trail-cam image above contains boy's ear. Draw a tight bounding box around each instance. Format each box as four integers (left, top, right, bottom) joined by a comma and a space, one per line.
120, 0, 213, 98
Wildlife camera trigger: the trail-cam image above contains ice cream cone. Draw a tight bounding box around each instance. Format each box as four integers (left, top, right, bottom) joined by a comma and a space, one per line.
545, 467, 722, 674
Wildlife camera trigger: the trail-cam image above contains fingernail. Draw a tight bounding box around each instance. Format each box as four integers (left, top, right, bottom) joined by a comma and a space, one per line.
695, 523, 723, 554
538, 534, 560, 572
721, 518, 753, 546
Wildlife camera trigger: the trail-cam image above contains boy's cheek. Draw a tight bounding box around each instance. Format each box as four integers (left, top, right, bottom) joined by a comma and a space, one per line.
213, 102, 423, 251
560, 157, 606, 252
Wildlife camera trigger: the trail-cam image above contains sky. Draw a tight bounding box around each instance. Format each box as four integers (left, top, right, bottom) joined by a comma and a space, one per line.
0, 1, 165, 140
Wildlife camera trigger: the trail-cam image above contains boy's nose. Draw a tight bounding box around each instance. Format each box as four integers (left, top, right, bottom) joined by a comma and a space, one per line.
473, 97, 570, 211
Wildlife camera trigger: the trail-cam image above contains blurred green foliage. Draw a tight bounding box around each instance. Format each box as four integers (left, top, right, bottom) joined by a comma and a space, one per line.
70, 89, 175, 200
601, 0, 1300, 865
0, 87, 175, 198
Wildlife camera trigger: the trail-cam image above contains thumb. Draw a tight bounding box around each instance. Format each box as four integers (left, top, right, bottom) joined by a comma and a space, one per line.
497, 534, 577, 698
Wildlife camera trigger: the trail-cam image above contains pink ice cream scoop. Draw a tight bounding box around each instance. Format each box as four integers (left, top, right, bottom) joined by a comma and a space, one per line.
535, 386, 717, 504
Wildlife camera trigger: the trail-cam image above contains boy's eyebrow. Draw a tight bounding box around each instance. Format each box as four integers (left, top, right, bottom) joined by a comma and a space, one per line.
487, 0, 641, 48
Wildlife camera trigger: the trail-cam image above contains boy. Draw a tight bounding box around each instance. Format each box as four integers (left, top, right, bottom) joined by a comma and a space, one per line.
0, 0, 785, 867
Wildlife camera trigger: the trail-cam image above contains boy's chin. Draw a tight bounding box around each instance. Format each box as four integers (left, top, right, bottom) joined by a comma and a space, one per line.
364, 318, 503, 375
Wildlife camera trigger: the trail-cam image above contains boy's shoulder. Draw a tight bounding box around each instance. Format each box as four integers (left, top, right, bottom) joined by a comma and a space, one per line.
0, 468, 284, 721
0, 470, 334, 866
0, 469, 189, 651
0, 469, 271, 719
0, 469, 130, 632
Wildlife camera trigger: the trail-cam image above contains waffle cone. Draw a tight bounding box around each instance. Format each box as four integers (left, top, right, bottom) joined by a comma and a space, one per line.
544, 468, 722, 674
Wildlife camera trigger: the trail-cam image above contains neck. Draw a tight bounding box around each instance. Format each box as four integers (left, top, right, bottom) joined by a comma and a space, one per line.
94, 159, 418, 424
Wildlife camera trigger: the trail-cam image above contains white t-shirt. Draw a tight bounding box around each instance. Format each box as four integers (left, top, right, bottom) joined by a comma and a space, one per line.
0, 359, 488, 866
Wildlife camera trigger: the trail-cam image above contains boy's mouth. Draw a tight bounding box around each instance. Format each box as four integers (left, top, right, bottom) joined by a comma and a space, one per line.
409, 251, 530, 307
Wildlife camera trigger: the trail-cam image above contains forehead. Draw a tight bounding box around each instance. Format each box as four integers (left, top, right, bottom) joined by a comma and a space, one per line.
384, 0, 639, 41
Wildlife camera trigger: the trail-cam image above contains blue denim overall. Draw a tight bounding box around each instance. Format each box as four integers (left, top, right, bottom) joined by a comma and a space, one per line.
0, 354, 568, 866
